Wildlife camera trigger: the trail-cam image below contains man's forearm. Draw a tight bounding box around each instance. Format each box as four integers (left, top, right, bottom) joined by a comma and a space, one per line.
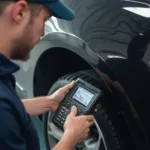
22, 96, 53, 116
52, 131, 75, 150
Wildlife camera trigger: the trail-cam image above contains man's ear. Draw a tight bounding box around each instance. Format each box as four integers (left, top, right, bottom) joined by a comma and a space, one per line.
11, 1, 30, 24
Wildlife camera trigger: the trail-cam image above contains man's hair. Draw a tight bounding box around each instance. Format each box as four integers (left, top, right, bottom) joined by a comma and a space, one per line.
28, 3, 45, 16
0, 1, 10, 15
0, 1, 44, 17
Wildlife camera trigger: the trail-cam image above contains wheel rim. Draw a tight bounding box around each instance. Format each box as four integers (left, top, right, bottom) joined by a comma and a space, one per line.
46, 112, 109, 150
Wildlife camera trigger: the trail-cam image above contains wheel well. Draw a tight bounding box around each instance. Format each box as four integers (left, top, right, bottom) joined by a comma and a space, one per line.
34, 47, 92, 97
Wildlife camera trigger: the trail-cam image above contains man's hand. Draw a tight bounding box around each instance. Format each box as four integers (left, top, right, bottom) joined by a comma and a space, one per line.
63, 106, 94, 146
49, 81, 75, 111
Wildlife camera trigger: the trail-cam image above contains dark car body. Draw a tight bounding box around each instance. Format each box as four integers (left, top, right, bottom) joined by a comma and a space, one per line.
14, 0, 150, 149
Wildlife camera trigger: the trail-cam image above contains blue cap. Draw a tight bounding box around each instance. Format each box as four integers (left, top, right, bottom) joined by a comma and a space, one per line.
27, 0, 75, 21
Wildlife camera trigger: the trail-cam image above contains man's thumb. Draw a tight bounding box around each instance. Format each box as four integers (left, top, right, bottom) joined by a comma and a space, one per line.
70, 105, 77, 116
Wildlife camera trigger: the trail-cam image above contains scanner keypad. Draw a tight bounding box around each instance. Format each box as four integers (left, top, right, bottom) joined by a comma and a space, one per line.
52, 102, 83, 129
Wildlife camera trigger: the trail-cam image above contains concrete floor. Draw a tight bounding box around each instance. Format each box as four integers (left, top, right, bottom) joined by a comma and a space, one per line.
32, 117, 46, 150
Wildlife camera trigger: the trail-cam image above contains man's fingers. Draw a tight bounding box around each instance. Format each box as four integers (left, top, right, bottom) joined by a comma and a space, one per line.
70, 81, 75, 88
70, 106, 78, 117
88, 120, 94, 127
86, 115, 94, 122
62, 81, 75, 93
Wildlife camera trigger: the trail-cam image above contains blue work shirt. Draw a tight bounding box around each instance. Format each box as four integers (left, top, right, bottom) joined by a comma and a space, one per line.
0, 54, 40, 150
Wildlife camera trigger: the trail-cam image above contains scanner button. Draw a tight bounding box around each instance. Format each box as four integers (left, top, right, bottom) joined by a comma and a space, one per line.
57, 114, 62, 119
58, 112, 63, 116
61, 121, 64, 124
77, 110, 82, 115
65, 109, 69, 112
62, 106, 67, 110
64, 111, 68, 115
62, 106, 69, 112
62, 118, 65, 121
66, 102, 71, 107
56, 117, 61, 122
60, 109, 65, 113
78, 110, 82, 113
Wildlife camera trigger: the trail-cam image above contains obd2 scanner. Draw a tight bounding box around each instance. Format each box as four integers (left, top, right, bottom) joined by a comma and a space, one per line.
52, 78, 101, 130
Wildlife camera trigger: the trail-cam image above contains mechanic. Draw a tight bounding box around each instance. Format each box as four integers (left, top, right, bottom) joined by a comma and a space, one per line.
0, 0, 94, 150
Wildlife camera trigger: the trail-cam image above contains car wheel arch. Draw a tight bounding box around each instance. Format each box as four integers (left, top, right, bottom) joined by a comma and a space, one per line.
33, 47, 93, 97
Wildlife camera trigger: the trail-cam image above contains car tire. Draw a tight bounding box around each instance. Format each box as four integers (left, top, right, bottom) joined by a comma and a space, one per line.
43, 70, 130, 150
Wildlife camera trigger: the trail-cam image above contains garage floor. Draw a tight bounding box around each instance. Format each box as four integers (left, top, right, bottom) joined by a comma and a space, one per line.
32, 117, 46, 150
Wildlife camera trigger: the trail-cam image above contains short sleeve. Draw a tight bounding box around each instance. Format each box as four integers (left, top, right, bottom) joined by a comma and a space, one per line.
0, 107, 27, 150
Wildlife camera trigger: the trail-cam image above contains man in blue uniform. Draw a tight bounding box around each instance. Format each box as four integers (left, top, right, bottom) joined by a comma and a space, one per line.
0, 0, 94, 150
